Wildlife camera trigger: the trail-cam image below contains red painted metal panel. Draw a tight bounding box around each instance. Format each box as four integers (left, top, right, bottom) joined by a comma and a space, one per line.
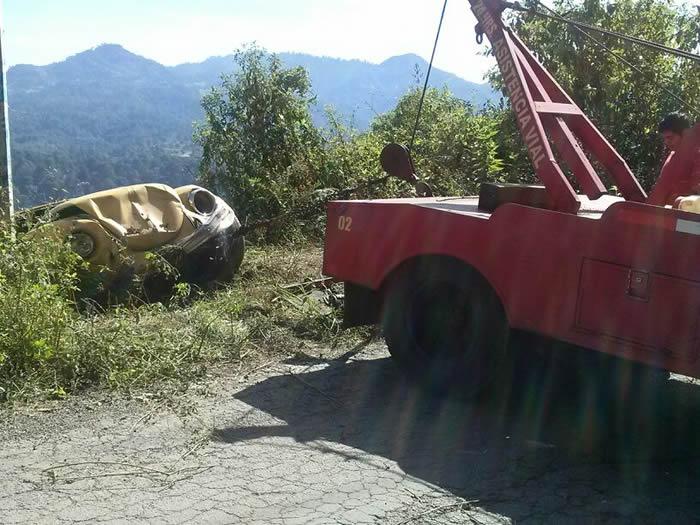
576, 259, 700, 361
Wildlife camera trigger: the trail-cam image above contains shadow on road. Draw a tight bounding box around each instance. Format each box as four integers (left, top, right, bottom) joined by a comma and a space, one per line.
214, 340, 700, 520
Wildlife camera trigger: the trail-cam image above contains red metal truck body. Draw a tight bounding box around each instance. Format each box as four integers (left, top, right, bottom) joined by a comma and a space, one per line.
324, 195, 700, 379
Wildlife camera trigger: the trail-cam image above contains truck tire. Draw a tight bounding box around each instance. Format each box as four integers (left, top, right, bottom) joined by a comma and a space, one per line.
381, 258, 509, 398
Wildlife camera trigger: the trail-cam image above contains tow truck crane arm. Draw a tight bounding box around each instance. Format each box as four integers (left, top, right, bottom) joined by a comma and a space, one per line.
469, 0, 647, 212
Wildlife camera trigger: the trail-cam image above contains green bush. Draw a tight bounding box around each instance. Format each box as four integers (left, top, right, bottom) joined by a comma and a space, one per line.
194, 47, 519, 242
195, 45, 326, 230
365, 87, 506, 196
0, 227, 81, 395
318, 87, 511, 204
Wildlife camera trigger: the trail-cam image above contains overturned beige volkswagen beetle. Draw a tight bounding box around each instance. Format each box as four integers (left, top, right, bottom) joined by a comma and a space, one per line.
31, 183, 244, 290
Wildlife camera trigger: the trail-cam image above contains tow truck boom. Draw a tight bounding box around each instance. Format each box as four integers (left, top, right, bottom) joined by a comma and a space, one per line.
470, 0, 647, 212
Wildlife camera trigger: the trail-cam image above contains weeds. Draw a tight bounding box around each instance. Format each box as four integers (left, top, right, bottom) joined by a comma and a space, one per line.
1, 238, 363, 402
0, 227, 82, 397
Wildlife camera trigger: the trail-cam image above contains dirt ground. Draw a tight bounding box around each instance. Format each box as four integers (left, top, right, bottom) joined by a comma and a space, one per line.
3, 341, 700, 524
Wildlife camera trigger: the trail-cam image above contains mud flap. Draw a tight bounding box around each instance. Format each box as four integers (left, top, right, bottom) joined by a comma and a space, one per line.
344, 282, 381, 328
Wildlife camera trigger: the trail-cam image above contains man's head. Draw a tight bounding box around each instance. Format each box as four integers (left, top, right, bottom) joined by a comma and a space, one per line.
659, 112, 691, 151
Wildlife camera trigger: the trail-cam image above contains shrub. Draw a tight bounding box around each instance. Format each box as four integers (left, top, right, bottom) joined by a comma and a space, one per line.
195, 45, 325, 229
0, 227, 81, 396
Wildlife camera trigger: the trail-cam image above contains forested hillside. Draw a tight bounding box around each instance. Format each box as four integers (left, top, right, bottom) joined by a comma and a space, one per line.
8, 45, 495, 207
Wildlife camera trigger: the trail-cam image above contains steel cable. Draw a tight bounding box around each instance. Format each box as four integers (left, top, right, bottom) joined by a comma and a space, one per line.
409, 0, 449, 152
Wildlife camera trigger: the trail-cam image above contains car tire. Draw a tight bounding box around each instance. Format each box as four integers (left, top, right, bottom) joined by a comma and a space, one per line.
381, 257, 509, 398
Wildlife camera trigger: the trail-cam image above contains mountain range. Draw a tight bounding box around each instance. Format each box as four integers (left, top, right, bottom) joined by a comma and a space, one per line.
7, 44, 497, 206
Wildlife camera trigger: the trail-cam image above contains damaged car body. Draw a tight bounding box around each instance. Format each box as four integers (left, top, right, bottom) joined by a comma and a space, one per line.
26, 183, 244, 292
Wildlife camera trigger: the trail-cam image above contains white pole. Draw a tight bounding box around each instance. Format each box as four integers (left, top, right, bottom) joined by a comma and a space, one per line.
0, 1, 13, 221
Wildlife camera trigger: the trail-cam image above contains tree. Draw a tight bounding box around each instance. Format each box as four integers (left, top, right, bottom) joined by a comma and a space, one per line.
498, 0, 700, 189
369, 87, 505, 196
195, 45, 325, 224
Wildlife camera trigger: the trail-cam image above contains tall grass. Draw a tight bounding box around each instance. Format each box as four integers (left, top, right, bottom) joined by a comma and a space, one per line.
0, 232, 350, 402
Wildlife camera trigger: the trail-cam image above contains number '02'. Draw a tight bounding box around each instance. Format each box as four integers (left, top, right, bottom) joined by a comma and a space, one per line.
338, 216, 353, 232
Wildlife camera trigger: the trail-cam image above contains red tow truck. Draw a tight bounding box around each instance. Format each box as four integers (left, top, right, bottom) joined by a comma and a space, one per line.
322, 0, 700, 397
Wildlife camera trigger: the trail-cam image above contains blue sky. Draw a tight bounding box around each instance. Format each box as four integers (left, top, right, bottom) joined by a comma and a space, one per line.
3, 0, 493, 82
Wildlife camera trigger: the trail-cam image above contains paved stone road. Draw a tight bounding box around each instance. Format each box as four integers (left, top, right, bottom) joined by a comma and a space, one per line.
3, 343, 700, 524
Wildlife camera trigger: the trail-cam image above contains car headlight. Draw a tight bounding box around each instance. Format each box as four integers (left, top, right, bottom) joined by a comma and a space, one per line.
188, 188, 217, 215
70, 232, 95, 258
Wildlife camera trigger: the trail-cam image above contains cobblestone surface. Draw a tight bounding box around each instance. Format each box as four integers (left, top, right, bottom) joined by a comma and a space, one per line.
3, 343, 700, 524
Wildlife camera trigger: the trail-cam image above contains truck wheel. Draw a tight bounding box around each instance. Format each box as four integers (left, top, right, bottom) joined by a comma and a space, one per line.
382, 258, 509, 398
